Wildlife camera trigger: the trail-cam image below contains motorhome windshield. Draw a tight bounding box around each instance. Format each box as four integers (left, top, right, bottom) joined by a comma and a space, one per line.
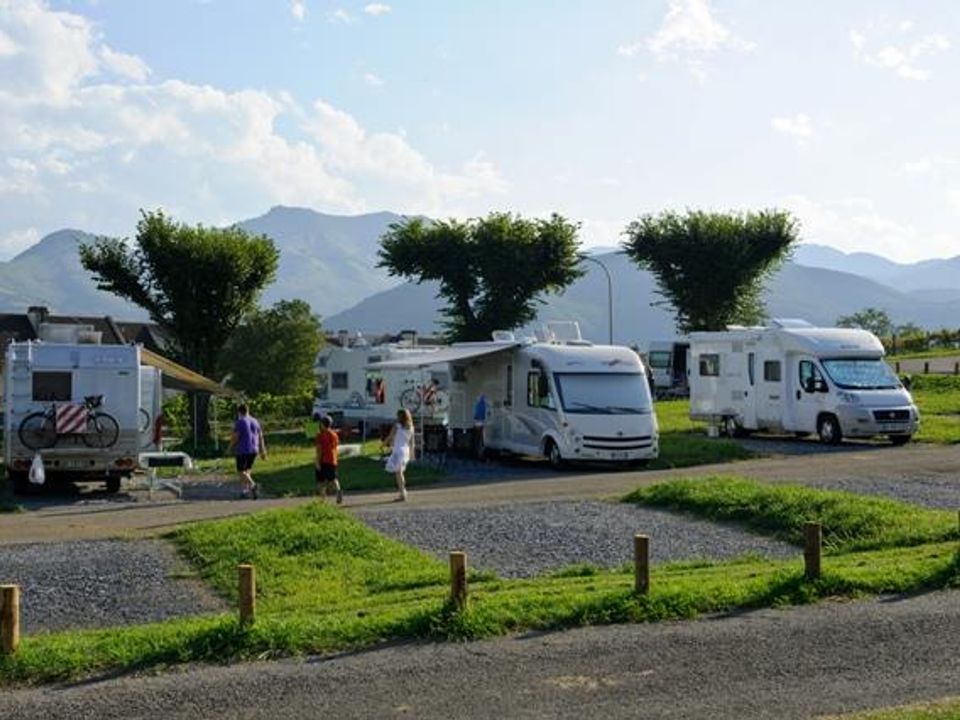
553, 373, 651, 414
820, 358, 900, 390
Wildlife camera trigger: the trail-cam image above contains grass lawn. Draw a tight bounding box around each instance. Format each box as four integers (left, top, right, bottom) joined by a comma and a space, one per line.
909, 376, 960, 444
2, 477, 956, 685
823, 697, 960, 720
650, 399, 754, 469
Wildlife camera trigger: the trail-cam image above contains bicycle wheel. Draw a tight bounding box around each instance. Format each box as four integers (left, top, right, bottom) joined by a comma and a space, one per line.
399, 387, 421, 413
18, 412, 57, 450
82, 412, 120, 449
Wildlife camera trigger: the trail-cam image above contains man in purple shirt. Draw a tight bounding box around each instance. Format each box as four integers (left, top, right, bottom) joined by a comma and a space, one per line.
231, 403, 267, 499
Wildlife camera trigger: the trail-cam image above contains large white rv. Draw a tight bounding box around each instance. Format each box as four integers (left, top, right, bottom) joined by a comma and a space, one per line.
371, 323, 659, 467
4, 329, 162, 494
313, 333, 447, 429
688, 319, 919, 444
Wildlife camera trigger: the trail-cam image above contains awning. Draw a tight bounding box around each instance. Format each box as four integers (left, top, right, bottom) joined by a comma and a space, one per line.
140, 348, 241, 397
367, 342, 519, 370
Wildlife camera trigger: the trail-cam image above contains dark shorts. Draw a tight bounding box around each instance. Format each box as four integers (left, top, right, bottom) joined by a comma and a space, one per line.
316, 464, 338, 483
236, 453, 257, 472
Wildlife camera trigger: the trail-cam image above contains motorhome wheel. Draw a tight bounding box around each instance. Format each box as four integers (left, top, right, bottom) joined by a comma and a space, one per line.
545, 440, 564, 469
723, 416, 739, 438
105, 476, 121, 494
9, 471, 34, 496
817, 414, 842, 445
888, 434, 911, 446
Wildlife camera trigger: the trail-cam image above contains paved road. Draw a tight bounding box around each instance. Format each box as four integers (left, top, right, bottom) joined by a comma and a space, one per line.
2, 442, 958, 544
1, 590, 957, 719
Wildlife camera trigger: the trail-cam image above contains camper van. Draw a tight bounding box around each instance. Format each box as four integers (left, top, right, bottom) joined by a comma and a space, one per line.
371, 323, 659, 467
688, 319, 919, 444
4, 330, 161, 494
312, 332, 447, 429
646, 340, 690, 398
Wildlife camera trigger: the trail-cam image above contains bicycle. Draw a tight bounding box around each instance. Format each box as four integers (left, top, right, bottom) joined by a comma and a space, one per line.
399, 382, 449, 414
18, 395, 121, 450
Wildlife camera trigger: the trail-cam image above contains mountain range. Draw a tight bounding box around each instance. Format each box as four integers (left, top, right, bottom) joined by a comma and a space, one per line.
2, 206, 958, 344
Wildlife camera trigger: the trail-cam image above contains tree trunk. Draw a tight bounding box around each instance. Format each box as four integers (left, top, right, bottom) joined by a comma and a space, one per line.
190, 392, 212, 445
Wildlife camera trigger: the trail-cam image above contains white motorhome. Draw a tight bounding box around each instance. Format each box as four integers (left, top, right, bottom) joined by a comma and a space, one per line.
313, 332, 447, 430
688, 319, 919, 444
4, 327, 162, 494
646, 340, 690, 398
371, 323, 659, 467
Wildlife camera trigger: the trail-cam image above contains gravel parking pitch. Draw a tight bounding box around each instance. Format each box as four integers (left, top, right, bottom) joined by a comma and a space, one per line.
356, 501, 797, 577
802, 474, 960, 510
0, 539, 226, 633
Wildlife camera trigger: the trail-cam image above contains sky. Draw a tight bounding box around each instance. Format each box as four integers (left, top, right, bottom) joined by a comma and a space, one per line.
0, 0, 958, 263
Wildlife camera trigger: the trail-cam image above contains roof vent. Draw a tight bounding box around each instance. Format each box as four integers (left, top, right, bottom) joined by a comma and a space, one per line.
491, 330, 515, 342
769, 318, 813, 329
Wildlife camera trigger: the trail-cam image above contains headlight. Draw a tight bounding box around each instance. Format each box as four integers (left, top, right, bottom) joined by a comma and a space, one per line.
837, 391, 859, 404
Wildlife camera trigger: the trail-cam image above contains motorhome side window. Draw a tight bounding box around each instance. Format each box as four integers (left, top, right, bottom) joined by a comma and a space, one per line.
698, 354, 720, 377
331, 372, 348, 390
527, 372, 555, 409
32, 371, 72, 401
763, 361, 781, 382
799, 360, 825, 393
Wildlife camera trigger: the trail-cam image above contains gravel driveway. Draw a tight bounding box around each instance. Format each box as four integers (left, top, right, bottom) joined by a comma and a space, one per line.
0, 539, 226, 633
356, 500, 796, 577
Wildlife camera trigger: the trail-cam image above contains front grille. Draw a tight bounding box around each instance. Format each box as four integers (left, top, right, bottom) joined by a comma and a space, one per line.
582, 435, 652, 443
872, 409, 910, 423
583, 441, 654, 451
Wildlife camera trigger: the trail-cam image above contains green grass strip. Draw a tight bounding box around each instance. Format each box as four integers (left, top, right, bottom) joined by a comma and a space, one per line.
1, 500, 957, 686
625, 476, 959, 553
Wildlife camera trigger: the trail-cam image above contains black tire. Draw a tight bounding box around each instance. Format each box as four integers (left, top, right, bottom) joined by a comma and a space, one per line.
722, 416, 740, 438
888, 434, 911, 446
9, 471, 35, 496
817, 414, 842, 445
105, 476, 122, 493
545, 439, 564, 469
82, 412, 120, 449
18, 412, 57, 450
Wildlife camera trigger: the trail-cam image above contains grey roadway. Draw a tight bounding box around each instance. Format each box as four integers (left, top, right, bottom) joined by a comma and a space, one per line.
1, 590, 957, 719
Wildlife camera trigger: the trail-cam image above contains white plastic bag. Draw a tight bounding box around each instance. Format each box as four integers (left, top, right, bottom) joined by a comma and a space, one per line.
28, 453, 45, 486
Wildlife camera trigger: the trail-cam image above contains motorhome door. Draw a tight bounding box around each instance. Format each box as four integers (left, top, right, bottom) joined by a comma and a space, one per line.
741, 349, 758, 428
792, 357, 828, 433
755, 353, 784, 430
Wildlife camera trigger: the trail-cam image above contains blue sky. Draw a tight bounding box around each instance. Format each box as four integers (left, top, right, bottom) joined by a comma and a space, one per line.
0, 0, 957, 262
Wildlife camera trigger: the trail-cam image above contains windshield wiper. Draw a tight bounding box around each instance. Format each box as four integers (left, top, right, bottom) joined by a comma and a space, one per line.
568, 401, 609, 413
609, 406, 647, 414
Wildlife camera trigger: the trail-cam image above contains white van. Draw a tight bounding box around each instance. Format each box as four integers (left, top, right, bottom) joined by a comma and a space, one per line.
688, 319, 919, 444
371, 323, 659, 467
646, 340, 690, 398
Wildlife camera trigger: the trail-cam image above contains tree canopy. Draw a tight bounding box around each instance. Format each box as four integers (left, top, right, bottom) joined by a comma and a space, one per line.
378, 212, 583, 341
79, 210, 279, 440
622, 209, 799, 333
836, 307, 893, 337
219, 299, 321, 397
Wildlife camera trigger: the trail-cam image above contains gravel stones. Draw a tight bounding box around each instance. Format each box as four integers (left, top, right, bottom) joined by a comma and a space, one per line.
0, 539, 225, 633
356, 501, 796, 578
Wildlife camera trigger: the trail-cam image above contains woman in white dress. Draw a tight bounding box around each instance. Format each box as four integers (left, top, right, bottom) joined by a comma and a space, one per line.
384, 408, 415, 501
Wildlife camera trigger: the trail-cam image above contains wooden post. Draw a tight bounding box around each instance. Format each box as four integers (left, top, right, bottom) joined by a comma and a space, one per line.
895, 361, 901, 373
954, 361, 959, 376
449, 551, 467, 610
1, 584, 20, 655
803, 522, 822, 581
238, 564, 256, 625
634, 534, 650, 595
924, 361, 930, 374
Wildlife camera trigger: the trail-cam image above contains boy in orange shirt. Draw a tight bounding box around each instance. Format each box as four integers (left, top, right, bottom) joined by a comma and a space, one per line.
315, 415, 343, 504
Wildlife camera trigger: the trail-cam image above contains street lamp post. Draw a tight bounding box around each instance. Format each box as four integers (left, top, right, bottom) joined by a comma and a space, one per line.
583, 255, 613, 345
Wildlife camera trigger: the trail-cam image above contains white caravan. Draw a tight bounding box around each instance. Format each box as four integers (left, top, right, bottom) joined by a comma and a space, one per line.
646, 340, 690, 398
371, 323, 659, 466
313, 333, 447, 429
688, 319, 919, 444
4, 328, 162, 494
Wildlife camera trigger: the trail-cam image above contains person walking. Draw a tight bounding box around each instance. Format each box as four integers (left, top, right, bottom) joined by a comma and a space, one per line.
472, 393, 487, 459
315, 415, 343, 504
231, 402, 267, 499
384, 408, 415, 501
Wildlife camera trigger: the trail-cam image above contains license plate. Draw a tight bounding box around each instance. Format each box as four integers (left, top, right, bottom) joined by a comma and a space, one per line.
611, 451, 629, 460
62, 459, 88, 469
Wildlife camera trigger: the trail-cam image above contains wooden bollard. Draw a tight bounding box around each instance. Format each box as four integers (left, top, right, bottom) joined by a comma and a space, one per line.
238, 564, 256, 625
954, 361, 959, 376
803, 522, 822, 581
449, 551, 467, 610
924, 361, 930, 374
634, 534, 650, 595
1, 584, 20, 655
895, 361, 901, 373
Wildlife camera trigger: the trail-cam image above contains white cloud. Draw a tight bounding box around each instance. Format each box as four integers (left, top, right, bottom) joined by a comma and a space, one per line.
0, 227, 40, 259
363, 3, 391, 17
622, 0, 755, 81
781, 194, 956, 262
771, 113, 814, 139
363, 72, 384, 87
290, 1, 307, 22
328, 8, 353, 24
948, 189, 960, 215
899, 156, 957, 175
850, 22, 950, 81
0, 0, 508, 247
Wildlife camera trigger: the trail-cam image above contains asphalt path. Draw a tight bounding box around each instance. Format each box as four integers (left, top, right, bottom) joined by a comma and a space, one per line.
1, 590, 957, 719
2, 442, 958, 544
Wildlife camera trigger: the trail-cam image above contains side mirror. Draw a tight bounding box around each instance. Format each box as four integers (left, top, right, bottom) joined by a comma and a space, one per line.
803, 378, 816, 393
817, 379, 828, 393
